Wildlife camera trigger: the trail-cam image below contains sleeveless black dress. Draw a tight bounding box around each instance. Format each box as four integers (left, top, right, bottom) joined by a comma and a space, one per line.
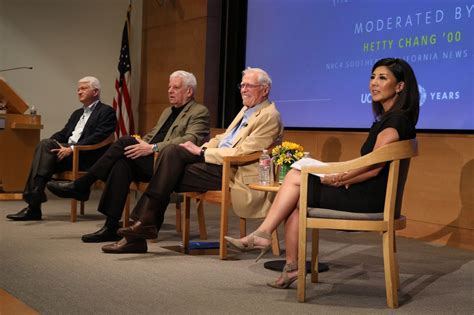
307, 112, 416, 213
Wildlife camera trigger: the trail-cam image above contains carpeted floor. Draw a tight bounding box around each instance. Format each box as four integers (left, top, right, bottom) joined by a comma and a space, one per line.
1, 191, 473, 314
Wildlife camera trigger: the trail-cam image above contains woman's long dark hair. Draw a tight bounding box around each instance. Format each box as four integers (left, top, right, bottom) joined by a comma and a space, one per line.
371, 58, 420, 125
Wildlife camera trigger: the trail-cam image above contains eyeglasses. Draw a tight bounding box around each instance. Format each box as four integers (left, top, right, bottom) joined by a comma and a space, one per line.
237, 83, 263, 90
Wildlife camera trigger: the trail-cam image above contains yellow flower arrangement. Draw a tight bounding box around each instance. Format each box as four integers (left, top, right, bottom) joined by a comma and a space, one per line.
271, 141, 304, 166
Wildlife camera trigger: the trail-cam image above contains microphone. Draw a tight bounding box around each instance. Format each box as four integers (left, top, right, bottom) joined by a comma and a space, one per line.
243, 122, 248, 127
0, 66, 33, 73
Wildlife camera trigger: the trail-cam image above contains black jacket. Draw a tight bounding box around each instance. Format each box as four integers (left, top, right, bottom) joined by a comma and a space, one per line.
50, 101, 117, 169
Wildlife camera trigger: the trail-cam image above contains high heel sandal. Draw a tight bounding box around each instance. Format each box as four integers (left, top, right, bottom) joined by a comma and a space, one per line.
224, 230, 272, 262
267, 262, 298, 289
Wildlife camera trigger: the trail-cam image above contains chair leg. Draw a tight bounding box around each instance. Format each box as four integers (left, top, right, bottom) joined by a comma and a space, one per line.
70, 199, 77, 222
271, 230, 280, 256
383, 230, 398, 308
196, 200, 207, 239
175, 202, 182, 233
182, 196, 191, 251
239, 218, 246, 238
311, 229, 319, 283
394, 232, 400, 291
297, 228, 308, 302
219, 201, 229, 260
80, 201, 85, 215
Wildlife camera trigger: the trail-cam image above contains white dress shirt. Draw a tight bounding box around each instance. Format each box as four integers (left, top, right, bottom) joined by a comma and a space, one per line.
68, 100, 99, 144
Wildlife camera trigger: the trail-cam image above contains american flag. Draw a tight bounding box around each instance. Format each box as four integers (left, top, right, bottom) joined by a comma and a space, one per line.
113, 5, 134, 138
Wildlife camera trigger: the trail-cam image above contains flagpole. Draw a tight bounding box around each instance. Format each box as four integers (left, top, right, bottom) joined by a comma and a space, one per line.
127, 2, 132, 37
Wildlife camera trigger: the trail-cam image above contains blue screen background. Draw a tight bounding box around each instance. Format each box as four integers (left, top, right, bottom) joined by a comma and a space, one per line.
246, 0, 473, 130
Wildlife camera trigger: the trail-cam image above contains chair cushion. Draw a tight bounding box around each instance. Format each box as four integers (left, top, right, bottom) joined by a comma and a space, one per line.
308, 208, 384, 220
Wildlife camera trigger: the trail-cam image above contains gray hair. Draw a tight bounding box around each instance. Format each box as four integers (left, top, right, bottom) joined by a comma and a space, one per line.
242, 67, 272, 88
170, 70, 197, 93
78, 76, 101, 94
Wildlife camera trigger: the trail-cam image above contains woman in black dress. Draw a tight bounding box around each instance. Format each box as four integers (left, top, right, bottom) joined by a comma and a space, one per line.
225, 58, 420, 288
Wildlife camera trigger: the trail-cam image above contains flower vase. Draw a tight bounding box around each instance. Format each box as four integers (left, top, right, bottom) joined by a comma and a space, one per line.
278, 164, 291, 183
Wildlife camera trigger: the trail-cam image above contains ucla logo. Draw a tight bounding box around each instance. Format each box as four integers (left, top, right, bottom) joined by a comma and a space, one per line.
361, 93, 372, 103
361, 84, 428, 106
418, 84, 427, 106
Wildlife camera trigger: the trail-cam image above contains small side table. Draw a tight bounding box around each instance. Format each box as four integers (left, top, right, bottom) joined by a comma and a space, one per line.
248, 182, 329, 274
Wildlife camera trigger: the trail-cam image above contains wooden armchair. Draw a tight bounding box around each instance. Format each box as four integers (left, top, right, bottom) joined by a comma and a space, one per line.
53, 134, 115, 222
297, 139, 418, 308
183, 151, 280, 260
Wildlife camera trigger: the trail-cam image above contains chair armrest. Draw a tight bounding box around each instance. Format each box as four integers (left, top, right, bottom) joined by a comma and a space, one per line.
219, 151, 265, 194
222, 151, 262, 166
72, 134, 115, 152
69, 134, 115, 177
301, 139, 418, 175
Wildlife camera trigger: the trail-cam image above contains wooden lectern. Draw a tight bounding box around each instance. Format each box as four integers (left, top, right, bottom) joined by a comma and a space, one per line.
0, 78, 43, 199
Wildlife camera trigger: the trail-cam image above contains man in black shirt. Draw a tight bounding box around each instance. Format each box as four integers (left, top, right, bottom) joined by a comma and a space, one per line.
48, 71, 210, 243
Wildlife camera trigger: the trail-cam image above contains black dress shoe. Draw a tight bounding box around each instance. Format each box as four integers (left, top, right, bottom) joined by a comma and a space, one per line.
47, 181, 90, 201
81, 226, 122, 243
117, 221, 158, 240
102, 238, 148, 254
6, 207, 42, 221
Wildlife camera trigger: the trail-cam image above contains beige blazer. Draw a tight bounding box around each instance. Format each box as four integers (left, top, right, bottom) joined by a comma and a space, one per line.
203, 100, 283, 218
142, 100, 210, 150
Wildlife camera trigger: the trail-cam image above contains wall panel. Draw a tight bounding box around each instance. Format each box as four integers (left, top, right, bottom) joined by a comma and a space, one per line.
140, 0, 220, 134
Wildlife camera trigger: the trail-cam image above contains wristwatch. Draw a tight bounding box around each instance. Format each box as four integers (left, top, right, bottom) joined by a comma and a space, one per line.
152, 143, 159, 152
200, 147, 207, 158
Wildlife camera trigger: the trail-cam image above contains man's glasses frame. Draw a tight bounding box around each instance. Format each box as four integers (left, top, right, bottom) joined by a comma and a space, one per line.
237, 83, 264, 90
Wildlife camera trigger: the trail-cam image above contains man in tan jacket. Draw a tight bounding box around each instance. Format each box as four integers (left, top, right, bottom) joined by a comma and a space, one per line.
100, 67, 283, 254
47, 70, 210, 243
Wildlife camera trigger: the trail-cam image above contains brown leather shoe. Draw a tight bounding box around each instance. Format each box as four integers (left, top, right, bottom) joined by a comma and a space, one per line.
117, 221, 158, 240
102, 238, 147, 254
